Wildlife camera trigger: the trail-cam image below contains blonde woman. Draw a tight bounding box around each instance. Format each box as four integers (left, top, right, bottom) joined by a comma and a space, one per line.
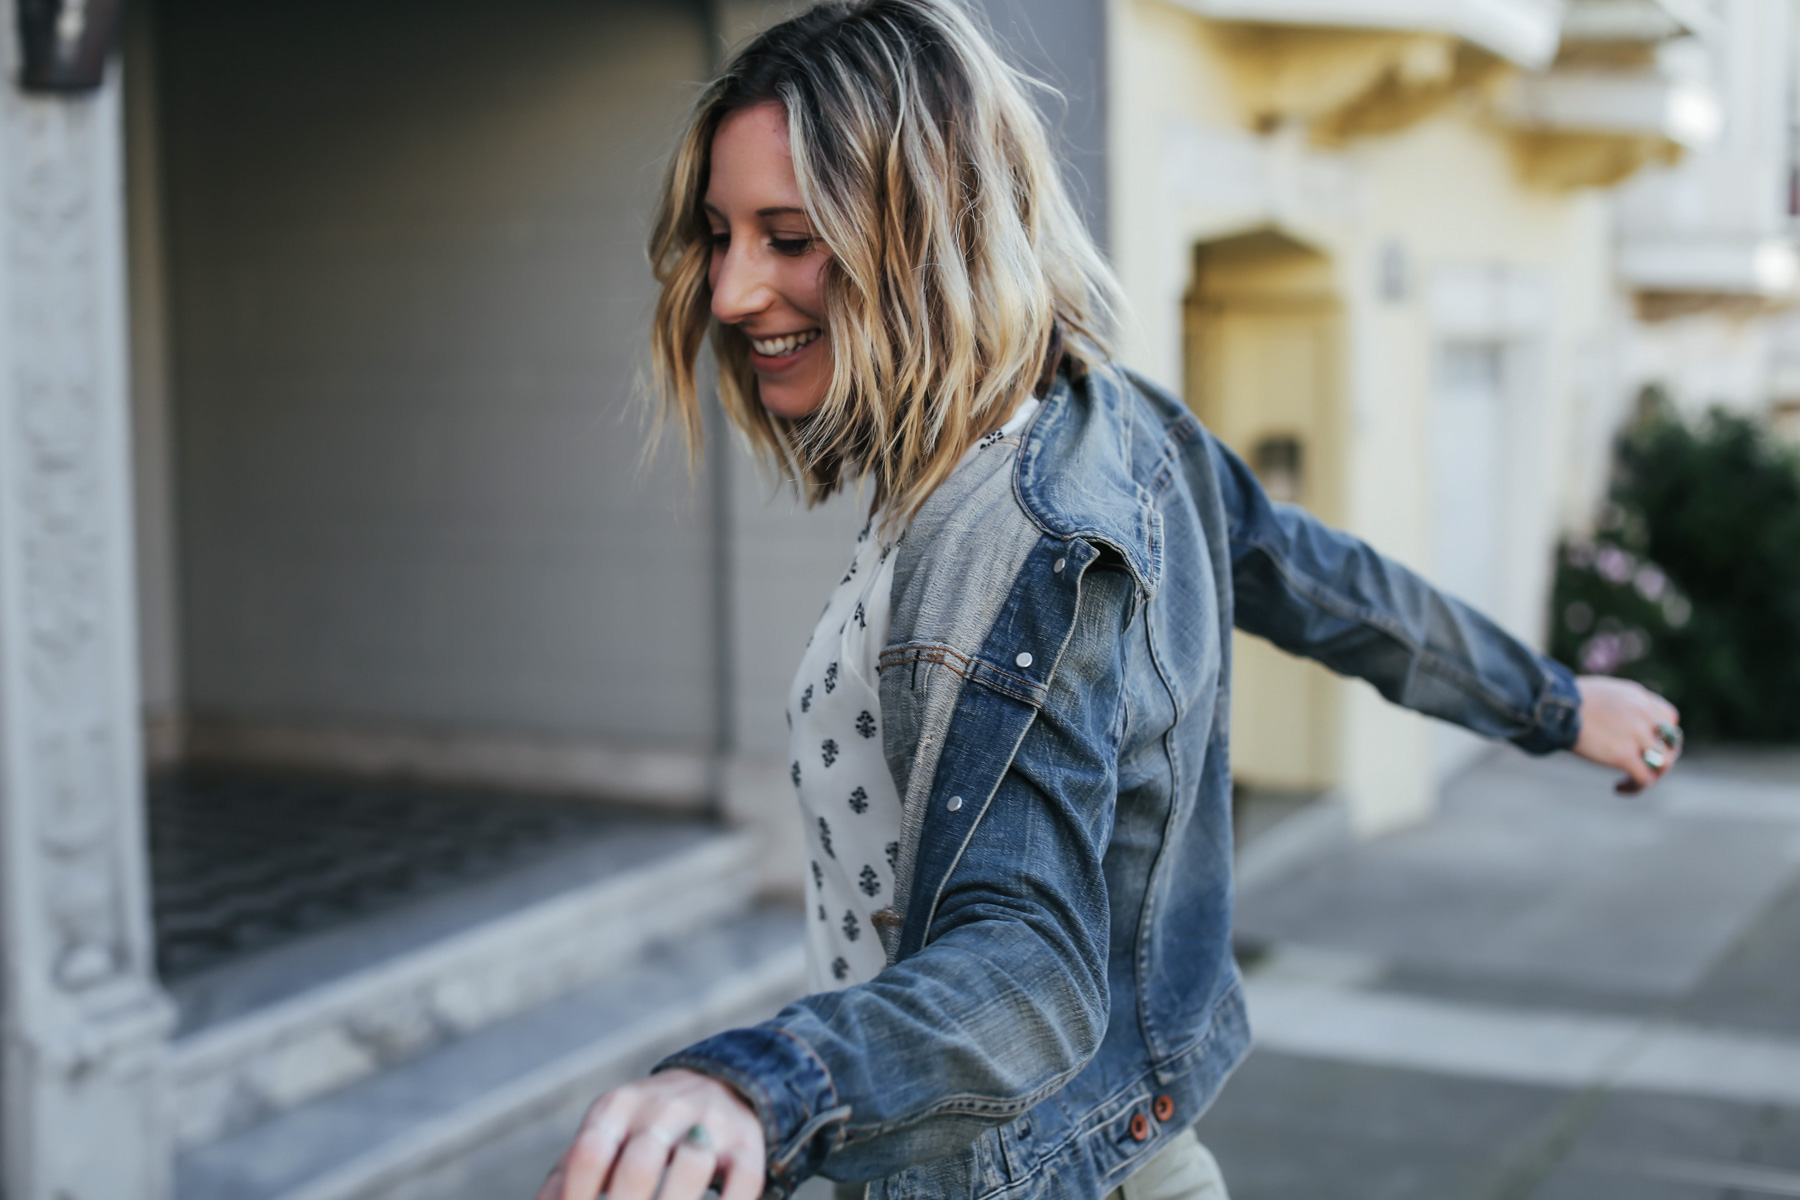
539, 4, 1683, 1199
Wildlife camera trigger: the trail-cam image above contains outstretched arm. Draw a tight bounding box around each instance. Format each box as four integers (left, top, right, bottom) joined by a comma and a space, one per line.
1207, 430, 1680, 786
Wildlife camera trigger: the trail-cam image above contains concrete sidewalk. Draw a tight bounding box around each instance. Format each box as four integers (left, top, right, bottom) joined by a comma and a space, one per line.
1201, 748, 1800, 1199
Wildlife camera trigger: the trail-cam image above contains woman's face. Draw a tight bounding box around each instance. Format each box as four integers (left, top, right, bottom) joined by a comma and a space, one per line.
706, 102, 833, 419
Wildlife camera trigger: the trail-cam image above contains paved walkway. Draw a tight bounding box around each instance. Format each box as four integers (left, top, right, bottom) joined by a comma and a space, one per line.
1201, 748, 1800, 1199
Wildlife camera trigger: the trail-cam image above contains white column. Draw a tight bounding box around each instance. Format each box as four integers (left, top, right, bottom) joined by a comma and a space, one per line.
0, 13, 174, 1199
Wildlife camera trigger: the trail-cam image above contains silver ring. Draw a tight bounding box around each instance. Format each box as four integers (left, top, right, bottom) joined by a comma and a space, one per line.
1656, 722, 1683, 751
1643, 746, 1668, 772
683, 1123, 713, 1151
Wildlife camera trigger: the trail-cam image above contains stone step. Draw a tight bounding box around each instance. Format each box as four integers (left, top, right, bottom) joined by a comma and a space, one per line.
170, 824, 762, 1150
176, 904, 806, 1200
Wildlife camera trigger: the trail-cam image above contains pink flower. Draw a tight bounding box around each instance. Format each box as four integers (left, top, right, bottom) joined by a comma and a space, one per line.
1633, 565, 1668, 602
1580, 633, 1624, 674
1596, 545, 1636, 584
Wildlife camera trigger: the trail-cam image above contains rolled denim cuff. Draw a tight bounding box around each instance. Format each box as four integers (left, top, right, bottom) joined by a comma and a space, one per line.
1510, 656, 1582, 755
656, 1026, 849, 1198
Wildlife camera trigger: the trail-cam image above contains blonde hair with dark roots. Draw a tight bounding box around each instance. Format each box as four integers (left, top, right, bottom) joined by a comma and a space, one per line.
648, 0, 1123, 520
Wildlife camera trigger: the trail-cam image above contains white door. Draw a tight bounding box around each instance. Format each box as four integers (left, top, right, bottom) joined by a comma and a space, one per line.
1432, 342, 1506, 780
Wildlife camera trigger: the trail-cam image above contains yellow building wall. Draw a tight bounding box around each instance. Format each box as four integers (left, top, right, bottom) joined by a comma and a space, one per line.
1109, 0, 1610, 832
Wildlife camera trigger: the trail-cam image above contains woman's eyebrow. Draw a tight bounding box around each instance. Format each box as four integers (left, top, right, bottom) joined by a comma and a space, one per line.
757, 206, 809, 218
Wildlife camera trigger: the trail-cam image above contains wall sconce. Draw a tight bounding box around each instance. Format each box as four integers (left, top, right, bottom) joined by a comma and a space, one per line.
17, 0, 123, 93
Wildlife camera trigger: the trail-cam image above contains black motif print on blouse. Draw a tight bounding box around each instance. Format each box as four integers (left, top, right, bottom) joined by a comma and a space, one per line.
853, 602, 866, 630
818, 817, 834, 858
858, 520, 871, 543
855, 711, 877, 739
848, 786, 869, 814
842, 909, 861, 942
821, 739, 840, 768
818, 904, 827, 922
801, 684, 813, 713
886, 841, 900, 871
859, 865, 881, 897
841, 558, 858, 585
832, 956, 849, 981
811, 860, 823, 889
824, 662, 839, 693
790, 761, 802, 788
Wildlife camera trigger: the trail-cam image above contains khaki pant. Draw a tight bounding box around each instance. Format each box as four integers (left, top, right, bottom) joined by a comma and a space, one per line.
1104, 1131, 1229, 1200
831, 1130, 1228, 1200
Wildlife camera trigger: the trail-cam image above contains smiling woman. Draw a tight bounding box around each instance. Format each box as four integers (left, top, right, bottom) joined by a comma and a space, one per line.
701, 102, 833, 419
538, 4, 1681, 1200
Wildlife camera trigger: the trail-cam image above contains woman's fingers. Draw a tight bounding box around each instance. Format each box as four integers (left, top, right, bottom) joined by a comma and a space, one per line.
607, 1124, 688, 1200
1574, 675, 1685, 793
559, 1107, 627, 1200
718, 1148, 766, 1200
552, 1070, 765, 1200
658, 1139, 721, 1200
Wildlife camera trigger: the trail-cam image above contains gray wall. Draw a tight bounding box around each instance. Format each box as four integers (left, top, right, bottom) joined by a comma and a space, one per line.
974, 0, 1110, 250
148, 0, 1109, 763
159, 0, 722, 744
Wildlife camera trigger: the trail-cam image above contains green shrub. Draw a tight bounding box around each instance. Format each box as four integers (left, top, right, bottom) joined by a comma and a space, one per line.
1549, 389, 1800, 742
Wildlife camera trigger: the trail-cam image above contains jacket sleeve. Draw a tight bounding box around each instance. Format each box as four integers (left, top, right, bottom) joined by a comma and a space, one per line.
1206, 430, 1581, 754
654, 564, 1136, 1195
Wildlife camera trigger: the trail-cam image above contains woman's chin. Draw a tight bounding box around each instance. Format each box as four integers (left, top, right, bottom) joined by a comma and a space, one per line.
757, 382, 829, 419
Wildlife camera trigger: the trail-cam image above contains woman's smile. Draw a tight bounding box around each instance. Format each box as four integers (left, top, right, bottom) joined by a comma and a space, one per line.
748, 327, 824, 367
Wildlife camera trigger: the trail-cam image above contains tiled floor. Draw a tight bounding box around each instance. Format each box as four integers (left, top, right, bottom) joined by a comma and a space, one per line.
148, 769, 660, 980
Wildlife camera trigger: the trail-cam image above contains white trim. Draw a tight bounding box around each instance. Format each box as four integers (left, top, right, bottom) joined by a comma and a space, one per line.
1164, 0, 1566, 68
178, 716, 712, 810
1618, 235, 1800, 296
1496, 71, 1722, 145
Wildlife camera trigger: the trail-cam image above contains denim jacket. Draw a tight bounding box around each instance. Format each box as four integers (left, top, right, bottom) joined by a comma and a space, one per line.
660, 363, 1582, 1200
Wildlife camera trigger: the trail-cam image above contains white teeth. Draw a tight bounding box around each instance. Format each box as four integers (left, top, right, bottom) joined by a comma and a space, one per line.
750, 329, 821, 357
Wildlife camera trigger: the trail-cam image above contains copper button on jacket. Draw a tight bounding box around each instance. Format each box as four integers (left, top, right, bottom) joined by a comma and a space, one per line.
1152, 1095, 1175, 1122
1128, 1112, 1150, 1141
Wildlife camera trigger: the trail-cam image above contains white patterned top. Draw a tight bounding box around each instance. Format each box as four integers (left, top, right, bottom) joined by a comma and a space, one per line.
789, 398, 1039, 993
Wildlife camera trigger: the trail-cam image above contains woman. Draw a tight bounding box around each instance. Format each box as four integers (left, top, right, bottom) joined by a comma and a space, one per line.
540, 3, 1683, 1199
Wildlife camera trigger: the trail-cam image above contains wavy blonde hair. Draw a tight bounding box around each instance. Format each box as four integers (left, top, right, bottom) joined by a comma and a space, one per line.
649, 0, 1123, 520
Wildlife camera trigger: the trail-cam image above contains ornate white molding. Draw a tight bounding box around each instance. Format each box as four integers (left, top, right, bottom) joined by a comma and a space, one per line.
0, 8, 174, 1195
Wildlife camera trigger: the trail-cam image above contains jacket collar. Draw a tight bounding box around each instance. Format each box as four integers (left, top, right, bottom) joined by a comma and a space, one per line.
1014, 363, 1163, 597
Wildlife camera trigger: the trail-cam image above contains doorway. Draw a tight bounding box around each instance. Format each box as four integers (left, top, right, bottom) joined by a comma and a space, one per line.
1184, 230, 1347, 797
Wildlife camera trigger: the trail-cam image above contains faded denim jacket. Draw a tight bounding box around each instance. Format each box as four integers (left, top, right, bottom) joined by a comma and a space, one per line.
660, 362, 1582, 1200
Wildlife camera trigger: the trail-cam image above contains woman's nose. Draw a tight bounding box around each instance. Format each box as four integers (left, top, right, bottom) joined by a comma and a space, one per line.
710, 243, 773, 326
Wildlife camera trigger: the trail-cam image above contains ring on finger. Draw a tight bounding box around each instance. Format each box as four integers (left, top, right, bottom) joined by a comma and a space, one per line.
1655, 722, 1683, 751
1643, 746, 1669, 772
682, 1124, 714, 1152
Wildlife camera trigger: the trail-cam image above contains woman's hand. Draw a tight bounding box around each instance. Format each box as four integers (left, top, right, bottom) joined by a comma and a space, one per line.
537, 1068, 765, 1200
1573, 676, 1683, 793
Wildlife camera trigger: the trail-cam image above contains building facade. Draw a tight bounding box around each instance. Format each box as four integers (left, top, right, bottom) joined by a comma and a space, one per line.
0, 0, 1763, 1197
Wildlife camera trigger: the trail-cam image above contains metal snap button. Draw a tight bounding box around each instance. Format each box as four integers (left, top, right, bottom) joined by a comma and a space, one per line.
1129, 1112, 1149, 1141
946, 795, 964, 812
1015, 652, 1033, 668
1053, 557, 1066, 573
1153, 1095, 1174, 1122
